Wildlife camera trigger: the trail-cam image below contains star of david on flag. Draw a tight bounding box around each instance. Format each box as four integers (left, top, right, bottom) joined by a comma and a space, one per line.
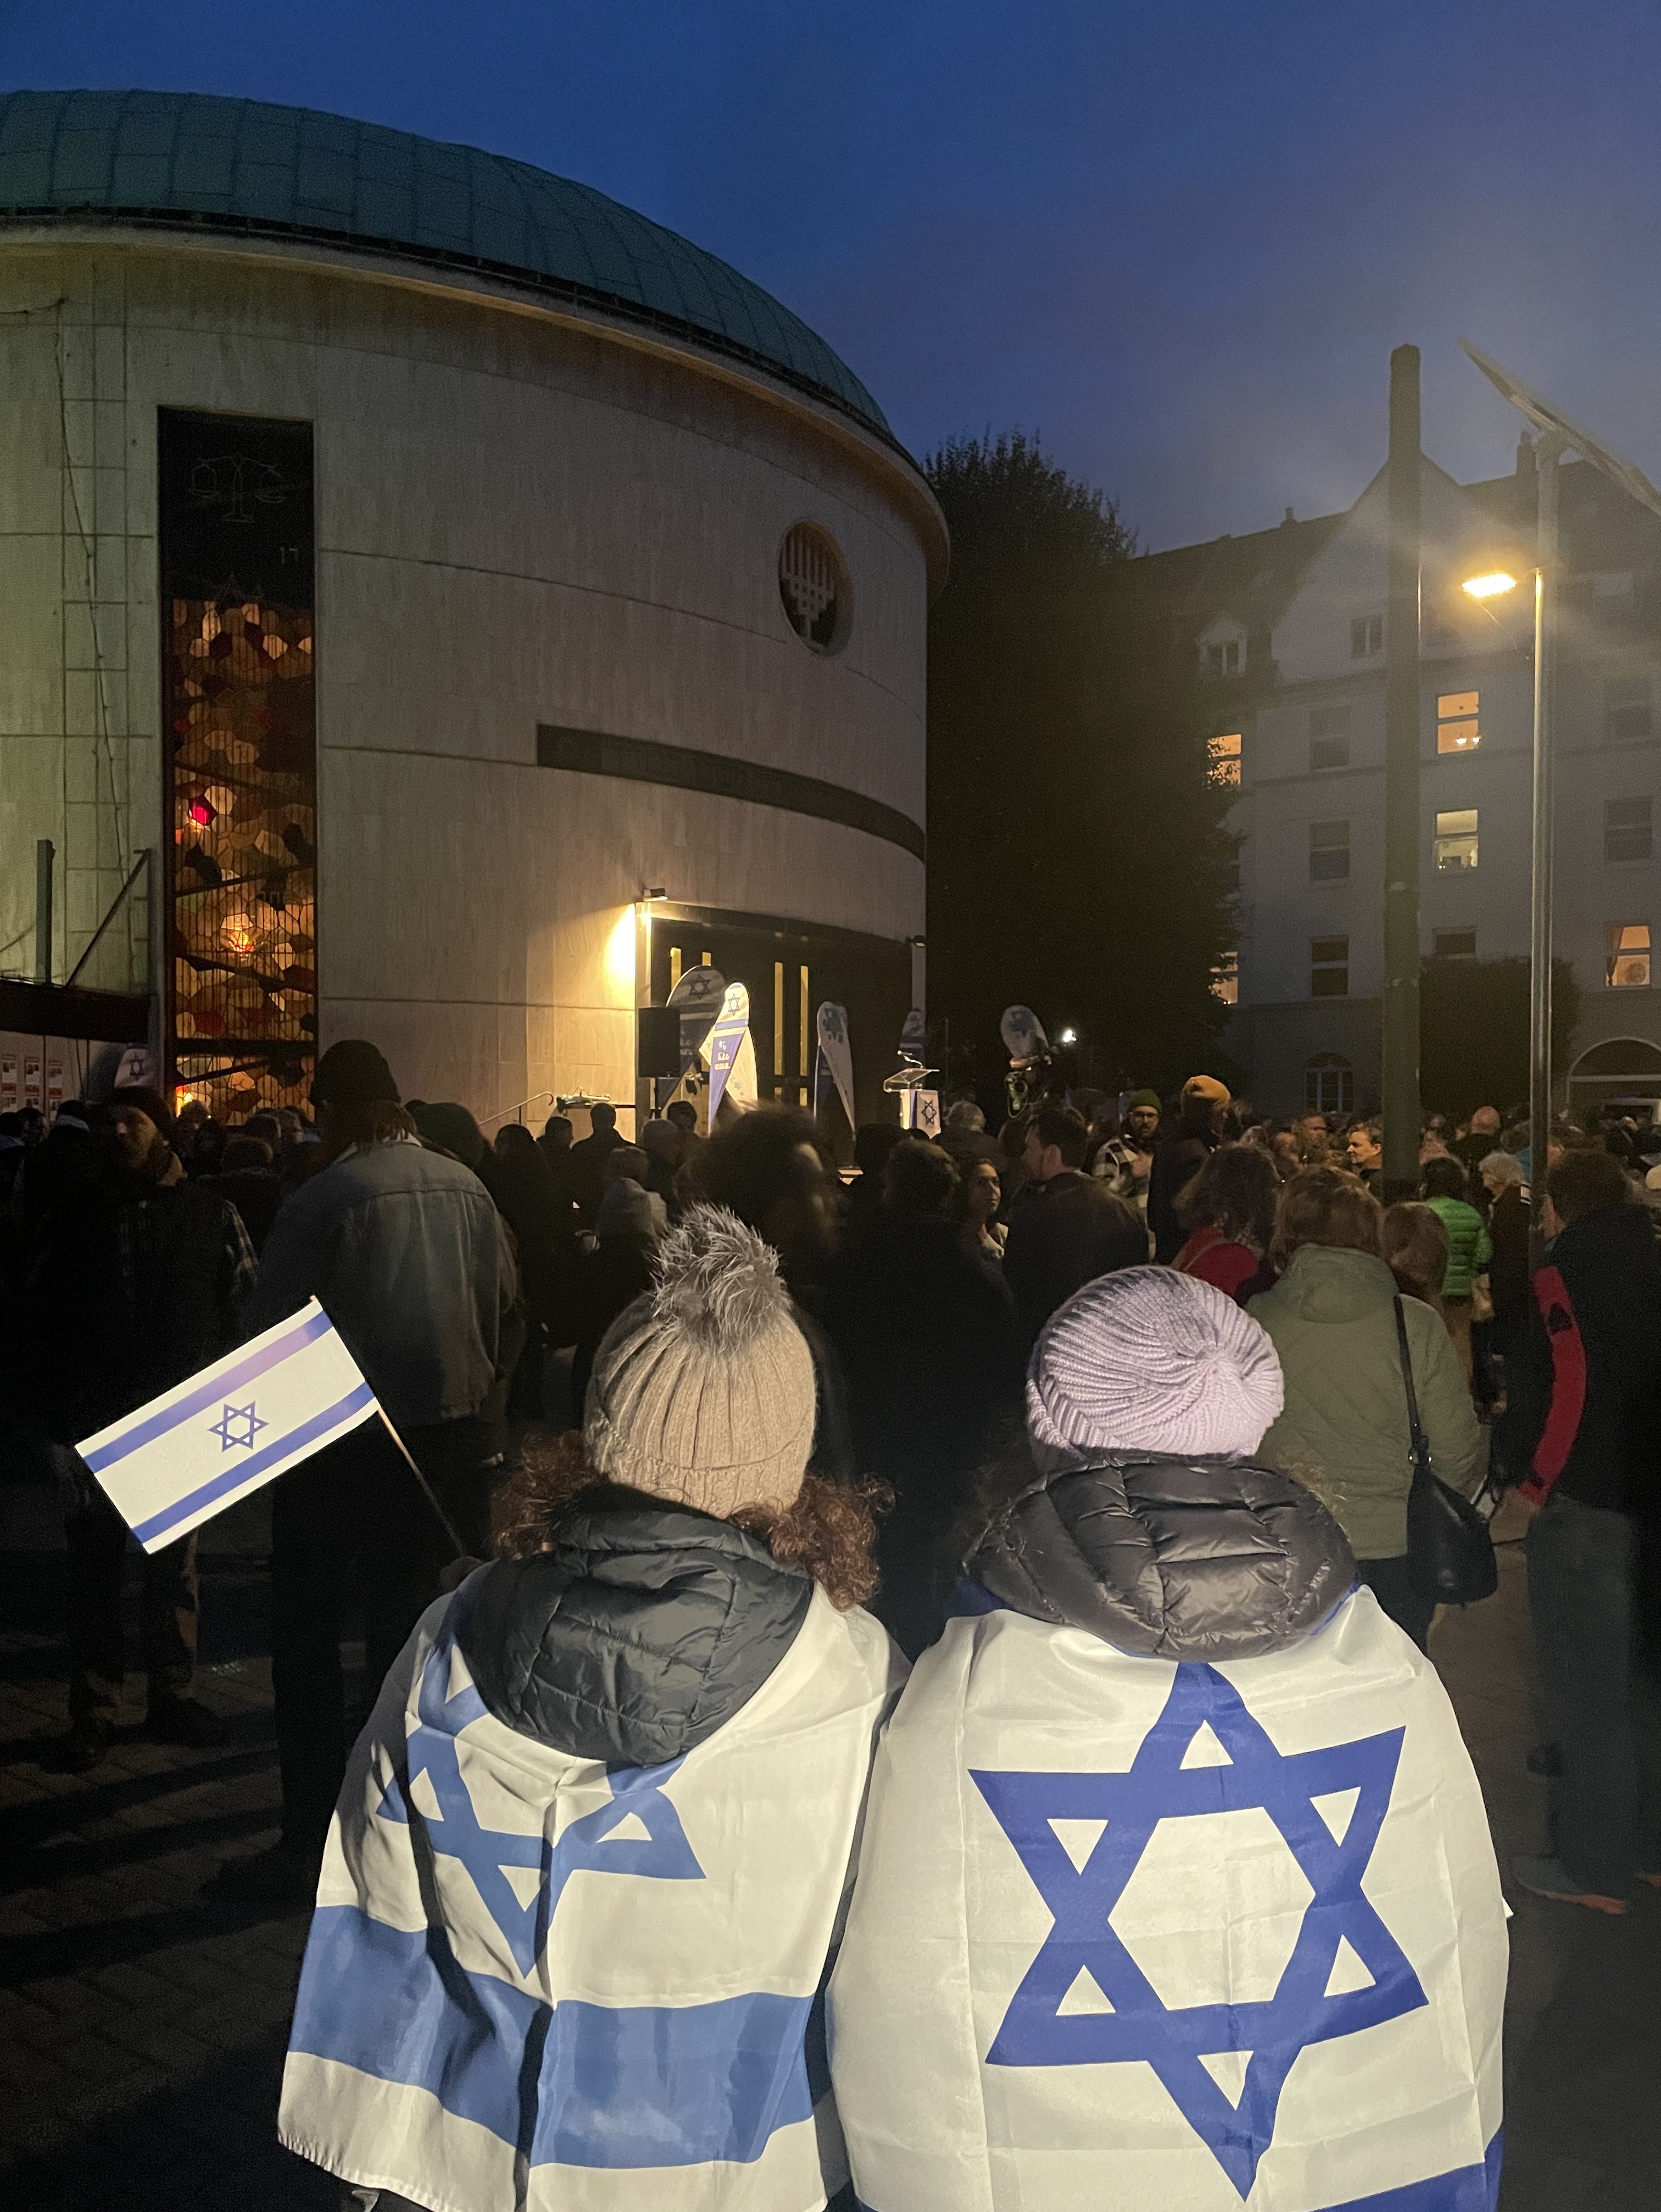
380, 1630, 705, 1977
972, 1663, 1426, 2200
208, 1399, 267, 1452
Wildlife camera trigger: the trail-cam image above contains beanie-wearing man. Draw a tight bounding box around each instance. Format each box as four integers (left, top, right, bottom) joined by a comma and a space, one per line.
1091, 1088, 1161, 1222
1147, 1075, 1230, 1261
281, 1208, 904, 2211
832, 1267, 1507, 2211
211, 1040, 520, 1905
25, 1086, 255, 1770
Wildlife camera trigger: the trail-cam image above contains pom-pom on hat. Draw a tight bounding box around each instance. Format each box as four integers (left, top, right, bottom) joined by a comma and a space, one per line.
584, 1205, 816, 1518
1027, 1264, 1284, 1469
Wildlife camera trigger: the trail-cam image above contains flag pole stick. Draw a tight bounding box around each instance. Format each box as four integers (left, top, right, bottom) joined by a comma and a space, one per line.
376, 1408, 470, 1561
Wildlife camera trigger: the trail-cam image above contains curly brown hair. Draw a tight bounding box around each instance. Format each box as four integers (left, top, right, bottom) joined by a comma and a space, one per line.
492, 1430, 884, 1612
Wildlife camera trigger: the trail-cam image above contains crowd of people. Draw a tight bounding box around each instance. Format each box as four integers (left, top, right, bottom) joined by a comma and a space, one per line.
3, 1043, 1660, 2203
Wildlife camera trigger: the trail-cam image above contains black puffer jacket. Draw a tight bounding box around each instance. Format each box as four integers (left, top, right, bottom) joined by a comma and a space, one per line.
963, 1453, 1355, 1660
458, 1489, 813, 1766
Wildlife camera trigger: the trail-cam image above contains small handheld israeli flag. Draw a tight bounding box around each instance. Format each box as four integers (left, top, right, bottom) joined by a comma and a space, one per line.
77, 1299, 377, 1552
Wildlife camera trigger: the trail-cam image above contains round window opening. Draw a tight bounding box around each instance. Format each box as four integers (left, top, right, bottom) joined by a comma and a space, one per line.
779, 523, 851, 655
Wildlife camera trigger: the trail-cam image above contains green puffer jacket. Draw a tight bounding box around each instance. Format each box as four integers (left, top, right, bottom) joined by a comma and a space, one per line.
1247, 1244, 1481, 1560
1425, 1196, 1492, 1301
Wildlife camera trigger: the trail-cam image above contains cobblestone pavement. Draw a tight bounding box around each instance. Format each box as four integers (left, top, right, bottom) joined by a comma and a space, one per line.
1, 1489, 1657, 2209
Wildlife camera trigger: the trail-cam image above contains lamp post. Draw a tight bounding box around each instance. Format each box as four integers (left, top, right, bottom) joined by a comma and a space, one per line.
1459, 436, 1560, 1253
1459, 341, 1661, 1253
1381, 344, 1423, 1205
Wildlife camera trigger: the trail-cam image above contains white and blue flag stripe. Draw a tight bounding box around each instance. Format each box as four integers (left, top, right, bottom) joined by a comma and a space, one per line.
281, 1579, 906, 2210
78, 1298, 378, 1551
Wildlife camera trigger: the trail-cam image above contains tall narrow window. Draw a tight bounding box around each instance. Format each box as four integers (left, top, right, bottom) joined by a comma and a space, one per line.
1309, 819, 1351, 881
1351, 614, 1383, 658
1311, 937, 1350, 997
1208, 731, 1242, 785
668, 945, 684, 990
1605, 797, 1653, 863
1436, 690, 1481, 753
799, 965, 811, 1101
1306, 1054, 1354, 1114
773, 961, 786, 1077
160, 410, 316, 1122
1309, 705, 1350, 771
1607, 923, 1652, 988
1211, 950, 1239, 1006
1434, 809, 1479, 871
1606, 676, 1654, 742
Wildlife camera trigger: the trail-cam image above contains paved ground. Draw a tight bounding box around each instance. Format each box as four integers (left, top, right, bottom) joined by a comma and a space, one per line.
1, 1487, 1657, 2209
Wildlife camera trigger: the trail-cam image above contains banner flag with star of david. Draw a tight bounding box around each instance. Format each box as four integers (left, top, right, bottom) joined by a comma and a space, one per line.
77, 1297, 378, 1552
280, 1574, 905, 2210
828, 1585, 1508, 2212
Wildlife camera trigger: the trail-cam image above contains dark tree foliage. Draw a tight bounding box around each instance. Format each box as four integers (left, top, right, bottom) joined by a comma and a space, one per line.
926, 431, 1239, 1095
1419, 955, 1580, 1117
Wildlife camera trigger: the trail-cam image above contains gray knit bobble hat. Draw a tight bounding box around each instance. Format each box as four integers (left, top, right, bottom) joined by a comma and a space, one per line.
584, 1205, 817, 1517
1027, 1264, 1285, 1469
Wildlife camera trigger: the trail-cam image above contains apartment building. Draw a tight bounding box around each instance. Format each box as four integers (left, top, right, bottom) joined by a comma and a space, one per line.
1138, 441, 1661, 1117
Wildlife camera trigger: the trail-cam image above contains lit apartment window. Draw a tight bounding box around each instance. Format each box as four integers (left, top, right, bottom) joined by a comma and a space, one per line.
1607, 922, 1652, 988
1204, 639, 1242, 677
1436, 690, 1481, 753
1434, 930, 1477, 959
1208, 731, 1242, 785
1311, 935, 1350, 997
1434, 809, 1479, 871
1605, 796, 1653, 863
1309, 705, 1351, 771
1212, 950, 1239, 1006
1309, 819, 1351, 882
1306, 1052, 1354, 1115
1606, 676, 1653, 742
1351, 614, 1383, 658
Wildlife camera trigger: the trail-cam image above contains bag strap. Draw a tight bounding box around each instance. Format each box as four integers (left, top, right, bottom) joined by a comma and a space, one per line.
1393, 1293, 1434, 1487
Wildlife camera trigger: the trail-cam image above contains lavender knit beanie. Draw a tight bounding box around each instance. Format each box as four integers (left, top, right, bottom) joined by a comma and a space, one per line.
1027, 1264, 1285, 1469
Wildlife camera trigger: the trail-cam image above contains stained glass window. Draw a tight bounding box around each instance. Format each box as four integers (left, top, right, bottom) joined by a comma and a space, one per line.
159, 412, 316, 1121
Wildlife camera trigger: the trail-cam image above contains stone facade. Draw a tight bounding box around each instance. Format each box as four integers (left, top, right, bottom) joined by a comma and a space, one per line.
0, 228, 940, 1123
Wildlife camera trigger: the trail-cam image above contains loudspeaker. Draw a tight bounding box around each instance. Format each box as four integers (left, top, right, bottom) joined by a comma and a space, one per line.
636, 1006, 682, 1079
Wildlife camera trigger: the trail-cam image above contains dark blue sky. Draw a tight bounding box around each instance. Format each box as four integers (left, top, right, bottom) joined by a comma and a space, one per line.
7, 1, 1661, 548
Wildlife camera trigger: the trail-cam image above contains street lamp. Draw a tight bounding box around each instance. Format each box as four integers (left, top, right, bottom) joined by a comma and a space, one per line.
1460, 571, 1518, 601
1459, 340, 1661, 1253
1457, 527, 1553, 1244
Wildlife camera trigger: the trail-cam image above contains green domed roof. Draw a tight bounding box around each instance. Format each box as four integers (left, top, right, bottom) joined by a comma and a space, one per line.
0, 88, 890, 437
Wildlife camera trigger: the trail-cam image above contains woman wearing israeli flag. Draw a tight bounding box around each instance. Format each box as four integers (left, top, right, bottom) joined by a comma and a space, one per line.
829, 1266, 1507, 2212
281, 1207, 904, 2211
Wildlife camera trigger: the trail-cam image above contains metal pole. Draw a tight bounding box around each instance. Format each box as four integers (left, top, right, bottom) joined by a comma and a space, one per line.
1529, 436, 1563, 1258
1381, 345, 1423, 1202
34, 839, 54, 985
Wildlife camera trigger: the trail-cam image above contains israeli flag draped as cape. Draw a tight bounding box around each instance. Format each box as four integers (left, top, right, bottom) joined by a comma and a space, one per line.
828, 1587, 1506, 2212
281, 1576, 902, 2212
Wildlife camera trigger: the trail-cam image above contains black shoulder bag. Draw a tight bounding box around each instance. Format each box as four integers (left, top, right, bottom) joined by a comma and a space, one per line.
1394, 1294, 1498, 1607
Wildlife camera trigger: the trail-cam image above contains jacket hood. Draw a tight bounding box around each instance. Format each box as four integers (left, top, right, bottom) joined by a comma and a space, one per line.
1269, 1242, 1397, 1323
456, 1496, 812, 1765
963, 1453, 1355, 1661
